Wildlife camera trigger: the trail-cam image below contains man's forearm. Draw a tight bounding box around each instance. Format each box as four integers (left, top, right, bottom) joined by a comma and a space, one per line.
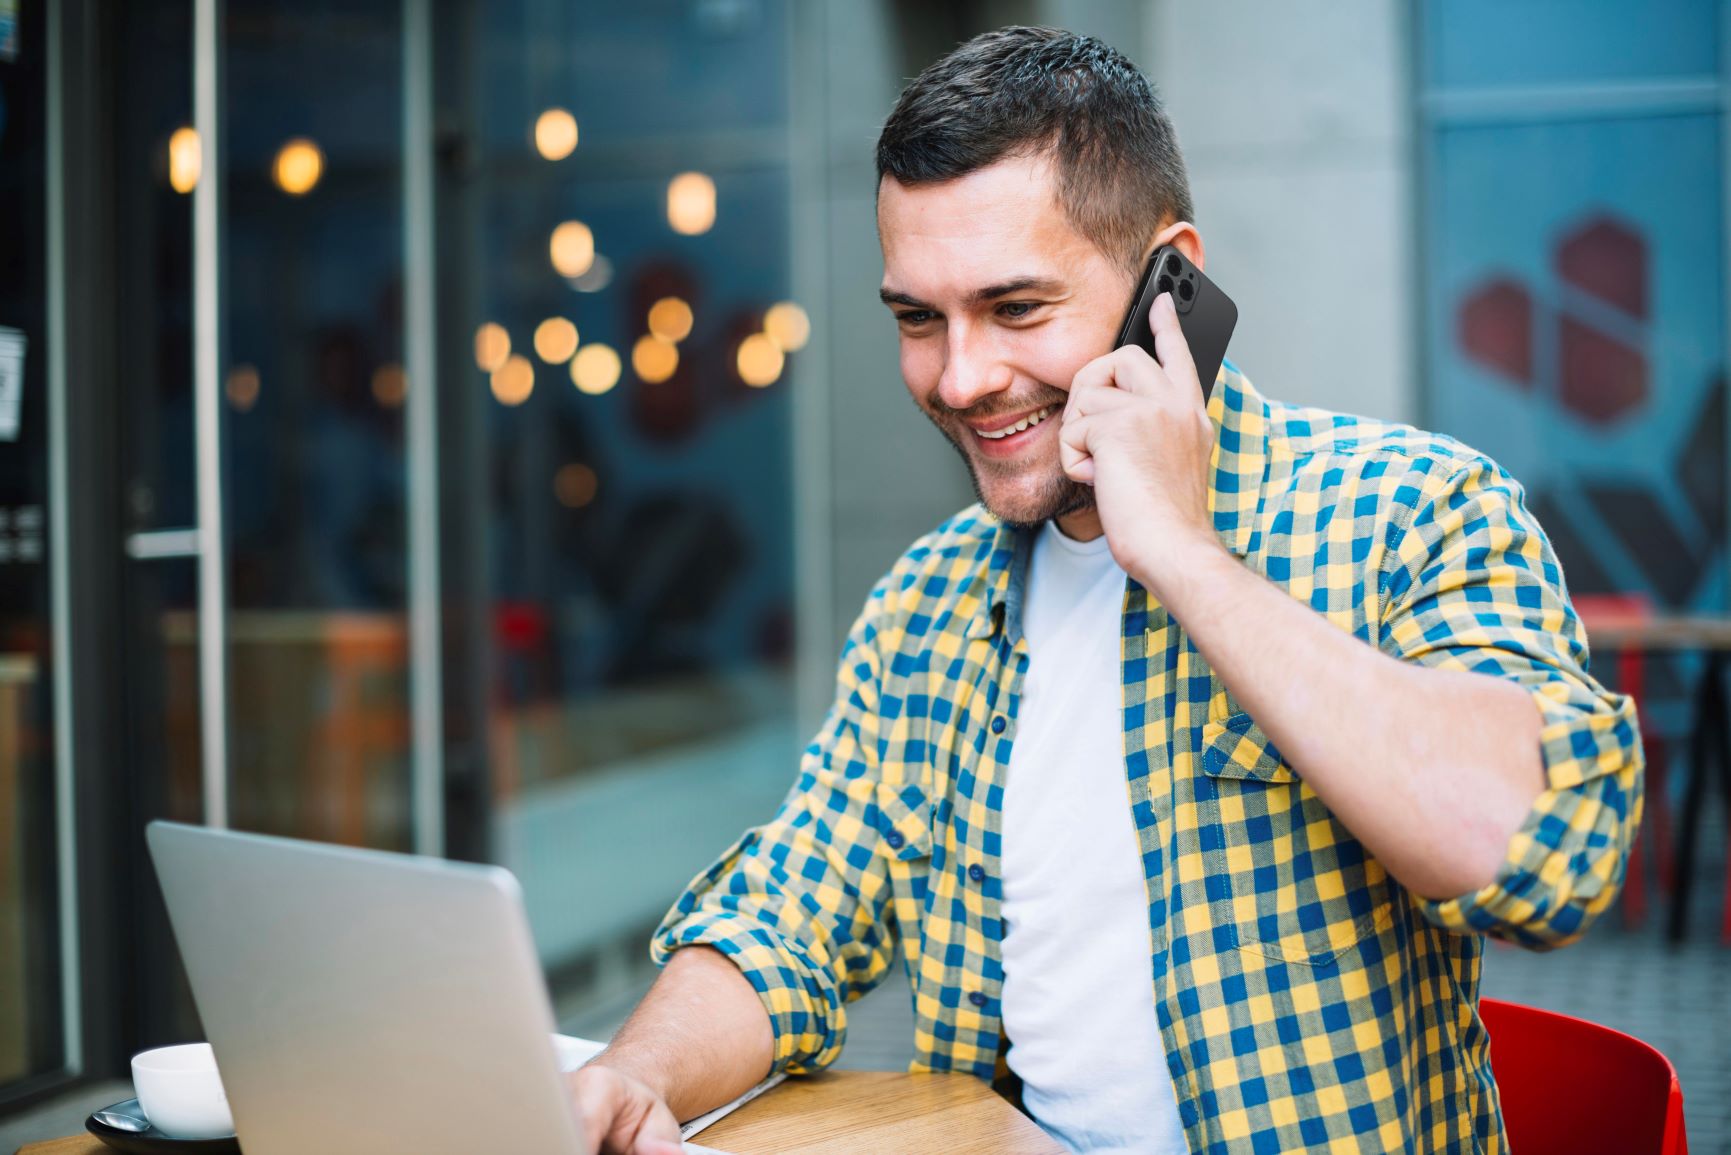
1147, 535, 1546, 900
593, 945, 775, 1123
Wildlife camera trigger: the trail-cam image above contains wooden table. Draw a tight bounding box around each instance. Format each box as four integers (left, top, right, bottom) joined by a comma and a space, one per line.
16, 1071, 1061, 1155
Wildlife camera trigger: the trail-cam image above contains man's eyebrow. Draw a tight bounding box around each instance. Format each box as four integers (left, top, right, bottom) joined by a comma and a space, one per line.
879, 277, 1065, 310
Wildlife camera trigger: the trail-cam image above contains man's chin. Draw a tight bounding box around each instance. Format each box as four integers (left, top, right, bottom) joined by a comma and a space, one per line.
971, 468, 1094, 531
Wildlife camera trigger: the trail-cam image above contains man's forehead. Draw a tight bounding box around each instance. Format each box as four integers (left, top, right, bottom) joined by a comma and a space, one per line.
877, 155, 1091, 298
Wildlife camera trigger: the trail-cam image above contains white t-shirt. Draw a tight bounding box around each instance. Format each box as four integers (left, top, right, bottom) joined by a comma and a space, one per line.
999, 521, 1188, 1154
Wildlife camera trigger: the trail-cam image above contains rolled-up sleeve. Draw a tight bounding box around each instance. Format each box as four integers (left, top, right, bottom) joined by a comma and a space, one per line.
1378, 457, 1644, 949
651, 578, 902, 1074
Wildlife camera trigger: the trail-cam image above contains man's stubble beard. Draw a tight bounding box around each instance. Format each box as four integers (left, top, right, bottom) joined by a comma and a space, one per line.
925, 407, 1094, 531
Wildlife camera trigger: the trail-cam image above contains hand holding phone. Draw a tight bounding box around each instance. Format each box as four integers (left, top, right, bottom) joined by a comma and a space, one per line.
1113, 245, 1237, 402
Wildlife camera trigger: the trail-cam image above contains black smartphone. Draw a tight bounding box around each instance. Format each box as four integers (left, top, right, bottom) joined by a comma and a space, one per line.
1113, 244, 1237, 403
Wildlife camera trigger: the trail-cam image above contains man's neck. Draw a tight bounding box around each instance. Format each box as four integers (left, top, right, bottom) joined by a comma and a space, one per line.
1053, 507, 1105, 542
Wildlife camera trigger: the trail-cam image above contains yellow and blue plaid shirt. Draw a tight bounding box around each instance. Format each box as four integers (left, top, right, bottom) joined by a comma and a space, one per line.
653, 365, 1642, 1153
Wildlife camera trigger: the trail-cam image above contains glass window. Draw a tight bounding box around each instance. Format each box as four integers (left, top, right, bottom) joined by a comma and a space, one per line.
0, 0, 65, 1093
221, 0, 412, 851
441, 0, 802, 1016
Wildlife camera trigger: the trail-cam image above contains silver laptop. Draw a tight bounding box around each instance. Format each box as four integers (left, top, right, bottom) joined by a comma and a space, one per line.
147, 820, 591, 1155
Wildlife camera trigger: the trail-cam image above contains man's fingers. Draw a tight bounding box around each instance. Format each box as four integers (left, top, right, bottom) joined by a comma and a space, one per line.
1064, 370, 1141, 422
629, 1101, 684, 1155
1148, 293, 1200, 394
570, 1068, 627, 1155
570, 1066, 684, 1155
1059, 412, 1095, 484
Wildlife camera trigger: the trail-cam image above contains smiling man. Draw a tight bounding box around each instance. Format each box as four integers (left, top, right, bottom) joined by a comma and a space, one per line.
571, 27, 1643, 1155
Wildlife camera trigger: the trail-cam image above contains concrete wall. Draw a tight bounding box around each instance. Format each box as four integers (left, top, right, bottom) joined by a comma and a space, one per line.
791, 2, 1419, 727
1145, 0, 1417, 424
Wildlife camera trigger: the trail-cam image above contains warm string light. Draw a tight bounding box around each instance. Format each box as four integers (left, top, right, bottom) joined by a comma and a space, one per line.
666, 172, 716, 235
371, 363, 408, 408
225, 364, 261, 411
550, 220, 595, 278
571, 343, 621, 395
491, 354, 534, 406
534, 318, 579, 364
534, 108, 579, 161
736, 333, 783, 387
554, 463, 598, 508
272, 138, 324, 196
474, 323, 511, 373
632, 335, 679, 384
168, 126, 201, 194
647, 297, 694, 343
763, 302, 810, 352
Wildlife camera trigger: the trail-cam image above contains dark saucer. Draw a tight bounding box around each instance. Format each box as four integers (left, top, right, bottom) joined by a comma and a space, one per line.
84, 1098, 241, 1154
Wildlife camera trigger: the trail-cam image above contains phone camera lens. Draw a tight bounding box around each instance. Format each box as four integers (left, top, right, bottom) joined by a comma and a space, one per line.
1156, 276, 1174, 297
1164, 254, 1181, 276
1178, 280, 1194, 301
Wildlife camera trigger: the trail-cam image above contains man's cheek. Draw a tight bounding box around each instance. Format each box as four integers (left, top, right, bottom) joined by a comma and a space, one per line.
900, 347, 942, 406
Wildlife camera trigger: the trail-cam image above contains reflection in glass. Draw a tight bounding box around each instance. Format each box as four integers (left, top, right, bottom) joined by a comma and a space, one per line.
452, 1, 801, 1023
220, 0, 411, 851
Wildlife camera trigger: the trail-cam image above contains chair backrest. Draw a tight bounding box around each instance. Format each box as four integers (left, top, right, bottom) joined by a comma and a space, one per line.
1481, 998, 1688, 1155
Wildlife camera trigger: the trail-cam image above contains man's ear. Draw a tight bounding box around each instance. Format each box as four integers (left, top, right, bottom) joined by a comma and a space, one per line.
1144, 220, 1206, 273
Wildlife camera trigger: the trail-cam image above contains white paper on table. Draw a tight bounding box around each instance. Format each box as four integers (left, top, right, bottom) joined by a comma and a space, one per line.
553, 1034, 785, 1142
0, 327, 25, 442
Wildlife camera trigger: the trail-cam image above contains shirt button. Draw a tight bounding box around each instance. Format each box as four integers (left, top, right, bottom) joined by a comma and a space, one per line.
968, 991, 988, 1008
991, 715, 1006, 734
967, 864, 986, 883
884, 829, 905, 850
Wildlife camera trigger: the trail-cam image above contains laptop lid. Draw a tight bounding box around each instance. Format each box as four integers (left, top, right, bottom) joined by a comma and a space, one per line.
146, 820, 583, 1155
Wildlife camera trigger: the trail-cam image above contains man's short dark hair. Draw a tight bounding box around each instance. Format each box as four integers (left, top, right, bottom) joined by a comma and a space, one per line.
876, 26, 1194, 275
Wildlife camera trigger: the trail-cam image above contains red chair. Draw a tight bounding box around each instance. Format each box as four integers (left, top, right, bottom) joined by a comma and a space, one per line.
1481, 998, 1688, 1154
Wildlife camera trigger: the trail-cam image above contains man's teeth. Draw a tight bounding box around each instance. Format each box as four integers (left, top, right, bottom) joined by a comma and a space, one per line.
977, 405, 1056, 440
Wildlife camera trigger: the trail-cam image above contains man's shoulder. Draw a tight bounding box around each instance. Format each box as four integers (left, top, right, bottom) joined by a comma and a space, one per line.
1259, 394, 1513, 507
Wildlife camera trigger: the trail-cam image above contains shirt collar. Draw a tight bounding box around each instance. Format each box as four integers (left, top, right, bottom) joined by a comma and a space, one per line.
966, 361, 1270, 641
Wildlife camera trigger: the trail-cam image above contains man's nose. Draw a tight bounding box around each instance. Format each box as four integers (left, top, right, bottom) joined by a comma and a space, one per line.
936, 325, 1011, 412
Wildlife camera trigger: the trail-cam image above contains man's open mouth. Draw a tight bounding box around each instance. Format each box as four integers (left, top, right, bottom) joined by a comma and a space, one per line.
973, 404, 1058, 440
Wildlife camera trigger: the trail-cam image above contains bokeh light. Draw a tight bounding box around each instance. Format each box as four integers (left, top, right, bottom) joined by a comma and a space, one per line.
647, 297, 694, 343
550, 220, 595, 278
534, 107, 579, 161
272, 138, 324, 196
554, 463, 599, 509
490, 354, 534, 406
571, 343, 621, 395
225, 364, 260, 411
371, 363, 408, 408
474, 322, 511, 372
736, 333, 784, 387
632, 335, 679, 384
168, 126, 201, 194
666, 172, 716, 235
571, 254, 613, 293
764, 301, 811, 352
533, 317, 579, 364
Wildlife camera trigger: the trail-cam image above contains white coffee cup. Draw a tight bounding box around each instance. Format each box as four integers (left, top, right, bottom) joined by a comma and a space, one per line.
131, 1042, 234, 1139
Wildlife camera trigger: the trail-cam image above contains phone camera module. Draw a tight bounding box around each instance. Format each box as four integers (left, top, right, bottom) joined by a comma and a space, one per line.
1163, 254, 1181, 277
1156, 276, 1174, 297
1178, 280, 1194, 302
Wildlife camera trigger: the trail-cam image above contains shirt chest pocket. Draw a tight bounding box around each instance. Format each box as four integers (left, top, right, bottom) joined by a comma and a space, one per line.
1197, 712, 1392, 967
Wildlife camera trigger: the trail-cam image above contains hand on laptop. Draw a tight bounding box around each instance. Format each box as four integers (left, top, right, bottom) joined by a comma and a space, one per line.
568, 1064, 685, 1155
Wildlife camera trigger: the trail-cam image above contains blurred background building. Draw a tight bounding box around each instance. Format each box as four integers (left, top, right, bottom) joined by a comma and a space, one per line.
1, 0, 1727, 1148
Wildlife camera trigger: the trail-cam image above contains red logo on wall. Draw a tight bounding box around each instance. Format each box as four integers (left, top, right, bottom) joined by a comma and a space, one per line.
1458, 213, 1649, 424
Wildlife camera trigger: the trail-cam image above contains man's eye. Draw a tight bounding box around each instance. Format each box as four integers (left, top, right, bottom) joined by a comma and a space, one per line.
896, 310, 936, 326
998, 302, 1040, 320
